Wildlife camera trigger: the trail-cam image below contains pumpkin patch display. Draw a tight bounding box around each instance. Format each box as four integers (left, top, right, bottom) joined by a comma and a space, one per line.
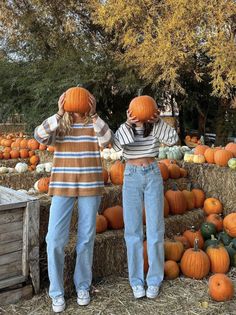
103, 205, 124, 229
128, 95, 158, 122
208, 274, 234, 302
164, 260, 180, 280
164, 240, 184, 262
64, 87, 90, 113
109, 160, 125, 185
180, 239, 210, 279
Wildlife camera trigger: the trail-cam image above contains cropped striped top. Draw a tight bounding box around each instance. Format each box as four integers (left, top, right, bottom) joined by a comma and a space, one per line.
34, 113, 111, 197
112, 119, 179, 160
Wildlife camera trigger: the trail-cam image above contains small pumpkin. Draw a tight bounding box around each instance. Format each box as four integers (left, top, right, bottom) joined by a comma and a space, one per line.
173, 233, 190, 250
208, 274, 234, 302
203, 198, 223, 215
103, 205, 124, 229
182, 189, 195, 211
223, 213, 236, 237
164, 260, 180, 280
96, 214, 108, 233
183, 226, 204, 249
194, 145, 209, 156
165, 185, 187, 215
200, 222, 217, 240
180, 239, 210, 279
27, 139, 39, 150
193, 154, 206, 164
37, 177, 51, 193
109, 160, 125, 185
168, 163, 181, 179
158, 162, 169, 181
164, 240, 184, 262
206, 245, 230, 273
228, 158, 236, 170
191, 188, 205, 208
205, 214, 223, 232
217, 230, 232, 246
29, 155, 40, 165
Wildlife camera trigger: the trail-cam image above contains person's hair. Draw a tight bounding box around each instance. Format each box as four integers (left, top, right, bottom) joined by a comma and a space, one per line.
56, 112, 91, 137
132, 122, 154, 137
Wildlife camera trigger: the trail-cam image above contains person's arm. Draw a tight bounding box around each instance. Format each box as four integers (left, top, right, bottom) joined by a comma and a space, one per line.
34, 93, 65, 145
153, 118, 179, 146
92, 114, 112, 147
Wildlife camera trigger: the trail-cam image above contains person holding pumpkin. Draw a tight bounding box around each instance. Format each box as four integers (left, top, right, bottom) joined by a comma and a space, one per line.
34, 87, 111, 313
112, 95, 179, 299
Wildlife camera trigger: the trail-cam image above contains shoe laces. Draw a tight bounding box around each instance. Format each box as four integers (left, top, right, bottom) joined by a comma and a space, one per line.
77, 290, 89, 299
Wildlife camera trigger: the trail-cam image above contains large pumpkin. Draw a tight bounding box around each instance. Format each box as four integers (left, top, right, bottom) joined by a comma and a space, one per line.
223, 213, 236, 237
214, 149, 233, 167
225, 142, 236, 157
180, 239, 210, 279
208, 274, 234, 302
64, 87, 90, 113
168, 164, 181, 179
103, 205, 124, 229
129, 95, 157, 122
191, 188, 205, 208
206, 245, 230, 273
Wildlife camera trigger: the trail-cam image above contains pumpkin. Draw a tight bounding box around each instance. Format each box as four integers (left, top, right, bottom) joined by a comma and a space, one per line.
223, 213, 236, 237
208, 274, 234, 302
225, 243, 236, 267
109, 160, 125, 185
218, 230, 232, 246
164, 260, 180, 280
193, 154, 205, 164
225, 142, 236, 157
64, 87, 90, 113
103, 205, 124, 229
39, 143, 47, 151
37, 177, 51, 193
160, 159, 177, 167
204, 235, 221, 251
15, 162, 28, 173
200, 222, 217, 240
10, 150, 20, 159
96, 214, 108, 233
29, 155, 40, 165
168, 163, 181, 179
180, 239, 210, 279
27, 139, 39, 150
20, 139, 28, 149
128, 95, 157, 122
191, 188, 205, 208
165, 185, 187, 215
164, 240, 184, 262
183, 152, 194, 163
203, 198, 223, 215
19, 149, 29, 159
206, 245, 230, 273
194, 145, 209, 155
214, 149, 233, 167
228, 158, 236, 170
183, 226, 204, 249
205, 214, 223, 232
179, 167, 188, 177
47, 146, 55, 152
173, 233, 190, 250
158, 162, 169, 181
2, 151, 10, 159
182, 189, 195, 211
143, 240, 148, 273
204, 147, 219, 164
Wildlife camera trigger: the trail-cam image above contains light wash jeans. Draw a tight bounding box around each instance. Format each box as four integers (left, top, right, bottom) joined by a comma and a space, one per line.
46, 195, 101, 298
122, 162, 164, 287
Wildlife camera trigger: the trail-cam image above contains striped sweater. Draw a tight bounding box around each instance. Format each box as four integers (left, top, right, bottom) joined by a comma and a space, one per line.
34, 113, 111, 197
112, 119, 179, 160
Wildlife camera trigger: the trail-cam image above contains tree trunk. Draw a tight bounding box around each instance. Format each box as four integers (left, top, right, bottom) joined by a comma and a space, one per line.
215, 98, 229, 146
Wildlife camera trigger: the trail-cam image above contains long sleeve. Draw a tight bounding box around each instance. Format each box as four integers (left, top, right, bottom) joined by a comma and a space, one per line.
93, 116, 112, 147
34, 114, 59, 145
115, 123, 135, 146
153, 119, 179, 146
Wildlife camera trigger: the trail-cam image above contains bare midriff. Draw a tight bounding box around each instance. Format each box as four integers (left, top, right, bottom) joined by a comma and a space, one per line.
126, 157, 155, 167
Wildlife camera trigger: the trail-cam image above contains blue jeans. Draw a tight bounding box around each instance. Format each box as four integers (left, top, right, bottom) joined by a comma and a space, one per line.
46, 195, 101, 298
123, 162, 164, 287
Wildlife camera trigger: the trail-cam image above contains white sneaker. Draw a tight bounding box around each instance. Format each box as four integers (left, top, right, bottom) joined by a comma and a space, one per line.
52, 296, 66, 313
146, 286, 160, 299
132, 285, 145, 299
77, 289, 90, 306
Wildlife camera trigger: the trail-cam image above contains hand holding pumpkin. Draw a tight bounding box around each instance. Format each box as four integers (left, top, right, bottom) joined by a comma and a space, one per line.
147, 111, 160, 124
126, 109, 140, 125
58, 93, 65, 116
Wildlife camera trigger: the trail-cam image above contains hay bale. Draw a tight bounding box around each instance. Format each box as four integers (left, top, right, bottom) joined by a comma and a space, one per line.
35, 150, 54, 163
180, 162, 236, 215
0, 158, 29, 168
0, 171, 48, 190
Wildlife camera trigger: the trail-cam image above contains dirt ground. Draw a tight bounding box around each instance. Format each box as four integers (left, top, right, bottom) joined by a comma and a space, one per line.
1, 269, 236, 315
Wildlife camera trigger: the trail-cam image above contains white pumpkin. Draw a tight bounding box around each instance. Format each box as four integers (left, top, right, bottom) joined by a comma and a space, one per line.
34, 180, 39, 191
15, 162, 28, 173
44, 162, 52, 172
36, 164, 45, 173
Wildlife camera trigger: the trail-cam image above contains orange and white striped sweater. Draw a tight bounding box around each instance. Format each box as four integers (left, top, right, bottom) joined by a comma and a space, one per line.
34, 113, 111, 197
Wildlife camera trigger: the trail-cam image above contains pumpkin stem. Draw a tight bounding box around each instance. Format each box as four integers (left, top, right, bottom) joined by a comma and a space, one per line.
193, 238, 199, 251
190, 225, 196, 232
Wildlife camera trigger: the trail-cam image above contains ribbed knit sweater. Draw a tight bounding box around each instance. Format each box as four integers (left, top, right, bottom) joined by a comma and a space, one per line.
34, 114, 111, 197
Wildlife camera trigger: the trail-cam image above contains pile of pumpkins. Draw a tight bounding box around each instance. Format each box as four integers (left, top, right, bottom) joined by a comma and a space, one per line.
154, 199, 236, 302
184, 143, 236, 169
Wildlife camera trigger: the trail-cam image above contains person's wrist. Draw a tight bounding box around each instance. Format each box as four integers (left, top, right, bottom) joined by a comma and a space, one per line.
90, 112, 98, 119
56, 111, 64, 118
125, 121, 132, 127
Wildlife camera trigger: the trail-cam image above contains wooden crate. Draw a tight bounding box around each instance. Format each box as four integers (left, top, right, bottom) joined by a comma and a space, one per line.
0, 186, 40, 305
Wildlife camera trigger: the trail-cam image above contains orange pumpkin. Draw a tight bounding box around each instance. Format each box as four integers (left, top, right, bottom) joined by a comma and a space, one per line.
164, 260, 180, 280
103, 205, 124, 229
225, 142, 236, 157
28, 139, 39, 150
164, 240, 184, 262
109, 160, 125, 185
194, 145, 209, 155
20, 139, 28, 149
30, 155, 40, 165
165, 185, 187, 215
39, 143, 47, 150
191, 188, 205, 208
168, 164, 181, 179
64, 87, 90, 113
203, 198, 223, 215
208, 273, 234, 302
47, 146, 55, 152
214, 149, 233, 167
19, 149, 29, 159
37, 177, 51, 193
183, 226, 204, 249
205, 214, 223, 232
96, 214, 108, 233
129, 95, 158, 122
223, 213, 236, 237
206, 245, 230, 273
10, 150, 20, 159
158, 162, 169, 181
204, 147, 219, 164
2, 151, 10, 159
160, 159, 177, 167
173, 234, 190, 250
182, 190, 195, 211
180, 239, 210, 279
179, 167, 188, 177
